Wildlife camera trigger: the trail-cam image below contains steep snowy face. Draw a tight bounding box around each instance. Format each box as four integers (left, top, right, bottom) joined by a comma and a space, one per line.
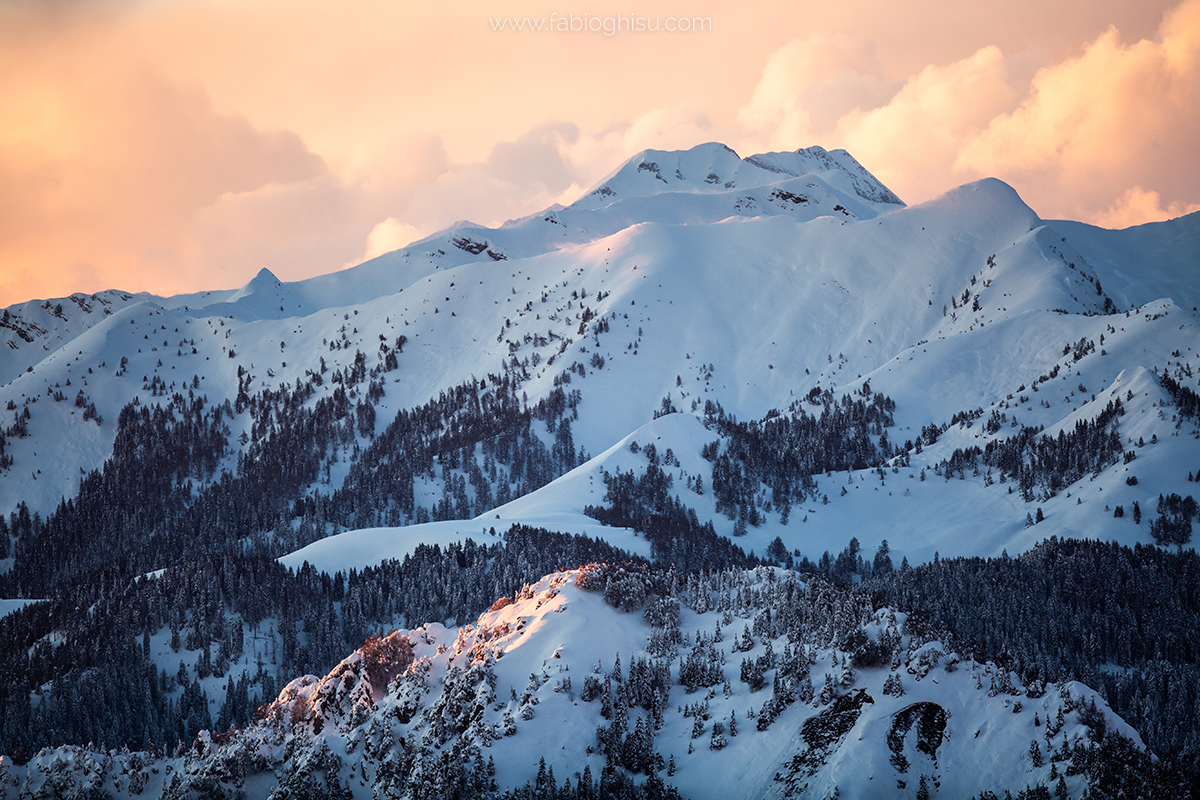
194, 267, 319, 321
1052, 210, 1200, 310
0, 290, 149, 385
745, 145, 905, 206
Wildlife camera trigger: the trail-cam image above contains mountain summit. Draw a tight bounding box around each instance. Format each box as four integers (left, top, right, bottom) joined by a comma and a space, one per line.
574, 142, 903, 211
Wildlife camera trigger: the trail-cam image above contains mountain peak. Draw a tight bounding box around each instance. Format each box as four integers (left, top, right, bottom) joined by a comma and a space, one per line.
250, 266, 281, 285
572, 141, 902, 212
747, 145, 904, 205
916, 177, 1040, 232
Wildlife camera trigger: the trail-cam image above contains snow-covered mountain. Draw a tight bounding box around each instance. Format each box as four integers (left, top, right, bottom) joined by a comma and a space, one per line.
0, 145, 899, 387
1, 143, 1198, 798
1, 144, 1193, 564
0, 567, 1146, 799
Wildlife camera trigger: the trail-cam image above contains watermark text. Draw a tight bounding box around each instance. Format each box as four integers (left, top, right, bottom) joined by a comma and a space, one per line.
489, 13, 712, 35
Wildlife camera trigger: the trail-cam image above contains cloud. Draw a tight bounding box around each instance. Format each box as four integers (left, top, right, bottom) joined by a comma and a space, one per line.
1093, 186, 1200, 228
486, 123, 580, 193
184, 176, 359, 281
0, 45, 730, 305
738, 32, 897, 150
363, 218, 429, 262
0, 65, 330, 301
833, 46, 1014, 203
4, 0, 1198, 305
735, 39, 1015, 203
388, 108, 726, 235
393, 124, 586, 231
955, 0, 1200, 222
735, 35, 1017, 203
733, 0, 1200, 225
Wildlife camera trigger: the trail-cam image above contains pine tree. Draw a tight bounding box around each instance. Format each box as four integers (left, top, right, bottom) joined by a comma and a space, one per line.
873, 540, 893, 575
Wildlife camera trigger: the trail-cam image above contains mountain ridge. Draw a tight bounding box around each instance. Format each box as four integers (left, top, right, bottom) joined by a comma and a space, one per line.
0, 142, 1198, 798
0, 565, 1150, 799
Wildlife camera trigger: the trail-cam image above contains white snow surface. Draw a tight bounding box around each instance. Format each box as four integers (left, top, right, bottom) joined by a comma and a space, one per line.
0, 598, 45, 620
1, 142, 1197, 571
1053, 211, 1200, 311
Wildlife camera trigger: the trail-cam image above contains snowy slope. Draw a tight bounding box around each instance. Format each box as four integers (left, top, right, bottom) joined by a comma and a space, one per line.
1, 143, 1196, 573
1053, 211, 1200, 311
303, 350, 1195, 574
3, 141, 1197, 800
0, 143, 897, 387
279, 518, 650, 575
0, 290, 150, 385
0, 568, 1141, 799
0, 598, 44, 620
270, 179, 1197, 574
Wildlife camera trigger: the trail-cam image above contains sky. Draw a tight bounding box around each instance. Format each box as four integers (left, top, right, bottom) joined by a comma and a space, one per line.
1, 0, 1198, 305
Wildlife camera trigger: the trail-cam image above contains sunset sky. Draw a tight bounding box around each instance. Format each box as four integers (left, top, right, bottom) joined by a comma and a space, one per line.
2, 0, 1198, 305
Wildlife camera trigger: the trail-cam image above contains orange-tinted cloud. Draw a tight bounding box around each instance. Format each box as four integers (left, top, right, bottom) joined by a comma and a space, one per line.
1094, 187, 1200, 229
739, 33, 897, 148
1, 0, 1197, 305
956, 0, 1200, 224
832, 46, 1014, 204
0, 57, 330, 300
738, 0, 1200, 227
